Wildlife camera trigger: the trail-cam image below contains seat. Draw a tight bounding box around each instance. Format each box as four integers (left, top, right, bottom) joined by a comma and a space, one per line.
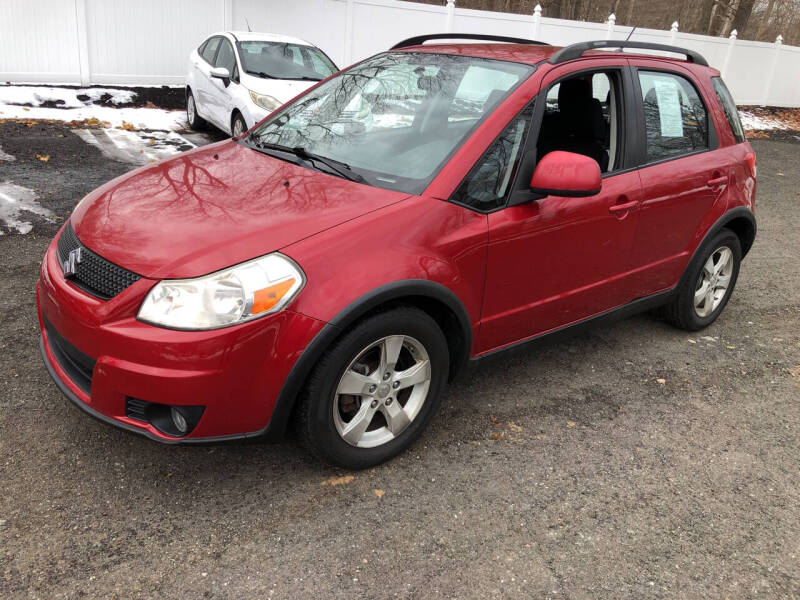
538, 77, 609, 171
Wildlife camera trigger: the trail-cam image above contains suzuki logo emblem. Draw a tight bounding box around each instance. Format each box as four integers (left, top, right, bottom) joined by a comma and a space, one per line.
62, 247, 83, 278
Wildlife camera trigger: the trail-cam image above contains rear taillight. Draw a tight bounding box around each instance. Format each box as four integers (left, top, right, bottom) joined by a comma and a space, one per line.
745, 152, 757, 178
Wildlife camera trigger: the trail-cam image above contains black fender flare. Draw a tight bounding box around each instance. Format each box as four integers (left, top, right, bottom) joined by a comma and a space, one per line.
259, 280, 473, 440
678, 206, 756, 288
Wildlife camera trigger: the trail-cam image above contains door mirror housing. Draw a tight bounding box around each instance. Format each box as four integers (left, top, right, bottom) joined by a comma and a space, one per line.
210, 67, 231, 84
529, 151, 602, 197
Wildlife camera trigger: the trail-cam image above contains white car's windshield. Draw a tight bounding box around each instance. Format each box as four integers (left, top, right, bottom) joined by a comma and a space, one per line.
237, 41, 337, 81
248, 52, 534, 193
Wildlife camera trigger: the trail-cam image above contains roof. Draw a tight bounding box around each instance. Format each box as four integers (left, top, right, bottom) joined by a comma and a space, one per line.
221, 31, 314, 47
393, 42, 710, 69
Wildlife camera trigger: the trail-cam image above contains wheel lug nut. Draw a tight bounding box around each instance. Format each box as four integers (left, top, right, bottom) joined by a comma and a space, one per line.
385, 398, 393, 406
368, 384, 377, 393
370, 399, 378, 409
392, 381, 400, 389
383, 372, 391, 381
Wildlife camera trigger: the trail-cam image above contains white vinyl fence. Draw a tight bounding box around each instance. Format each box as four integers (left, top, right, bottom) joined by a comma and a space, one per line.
1, 0, 798, 106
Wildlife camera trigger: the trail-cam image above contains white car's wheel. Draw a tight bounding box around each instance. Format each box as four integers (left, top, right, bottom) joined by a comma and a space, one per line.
231, 112, 247, 138
186, 89, 206, 131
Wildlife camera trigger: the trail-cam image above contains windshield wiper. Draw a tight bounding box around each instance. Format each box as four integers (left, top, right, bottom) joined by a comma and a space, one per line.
245, 70, 276, 79
247, 139, 365, 184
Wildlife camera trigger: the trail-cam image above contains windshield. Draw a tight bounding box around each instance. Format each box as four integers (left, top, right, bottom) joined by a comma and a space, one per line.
248, 52, 534, 193
237, 41, 337, 80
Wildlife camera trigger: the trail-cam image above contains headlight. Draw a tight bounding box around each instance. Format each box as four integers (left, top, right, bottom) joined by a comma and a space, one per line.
138, 253, 304, 330
249, 90, 281, 111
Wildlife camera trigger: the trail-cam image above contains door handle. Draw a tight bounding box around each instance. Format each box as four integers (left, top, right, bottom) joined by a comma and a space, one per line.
608, 200, 638, 215
707, 175, 728, 189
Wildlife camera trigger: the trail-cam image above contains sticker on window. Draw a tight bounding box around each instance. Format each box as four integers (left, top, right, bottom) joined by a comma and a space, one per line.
653, 78, 683, 138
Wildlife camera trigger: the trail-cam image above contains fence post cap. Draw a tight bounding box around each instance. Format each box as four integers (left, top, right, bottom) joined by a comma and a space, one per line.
775, 34, 783, 44
534, 4, 542, 14
607, 13, 616, 24
730, 29, 737, 39
671, 21, 679, 32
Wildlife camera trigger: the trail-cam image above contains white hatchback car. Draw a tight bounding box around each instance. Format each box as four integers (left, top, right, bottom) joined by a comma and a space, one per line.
186, 31, 338, 136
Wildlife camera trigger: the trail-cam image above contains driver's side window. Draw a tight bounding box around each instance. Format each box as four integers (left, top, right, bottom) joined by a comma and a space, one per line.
451, 105, 533, 212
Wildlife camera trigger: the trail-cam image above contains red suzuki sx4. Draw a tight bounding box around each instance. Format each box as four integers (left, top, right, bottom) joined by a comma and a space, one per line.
38, 35, 757, 468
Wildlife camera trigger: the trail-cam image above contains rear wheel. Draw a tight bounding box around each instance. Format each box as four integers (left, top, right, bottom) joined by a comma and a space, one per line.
296, 307, 449, 469
186, 89, 205, 131
659, 228, 742, 331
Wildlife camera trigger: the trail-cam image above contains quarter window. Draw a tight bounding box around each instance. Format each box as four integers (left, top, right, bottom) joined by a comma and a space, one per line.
451, 106, 533, 211
200, 37, 221, 64
638, 71, 708, 162
711, 77, 745, 143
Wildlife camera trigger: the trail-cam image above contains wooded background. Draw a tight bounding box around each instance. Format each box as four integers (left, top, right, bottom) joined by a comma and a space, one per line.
412, 0, 800, 45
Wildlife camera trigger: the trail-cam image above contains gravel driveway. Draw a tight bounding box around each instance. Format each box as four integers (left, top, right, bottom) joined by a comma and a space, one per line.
0, 122, 798, 599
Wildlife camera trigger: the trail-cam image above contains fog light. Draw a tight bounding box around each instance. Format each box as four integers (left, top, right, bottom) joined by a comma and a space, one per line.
171, 407, 188, 434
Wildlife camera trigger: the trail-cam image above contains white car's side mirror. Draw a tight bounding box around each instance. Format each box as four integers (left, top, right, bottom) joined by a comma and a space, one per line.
210, 67, 231, 80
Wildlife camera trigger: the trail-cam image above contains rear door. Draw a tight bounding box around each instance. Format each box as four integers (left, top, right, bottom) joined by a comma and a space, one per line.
626, 62, 728, 295
477, 60, 645, 353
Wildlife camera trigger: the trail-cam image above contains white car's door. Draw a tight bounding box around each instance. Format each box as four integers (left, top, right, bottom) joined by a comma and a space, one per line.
206, 37, 239, 133
192, 36, 223, 125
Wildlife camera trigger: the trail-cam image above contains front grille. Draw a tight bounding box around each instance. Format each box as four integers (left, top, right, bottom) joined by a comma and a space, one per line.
57, 222, 140, 299
43, 318, 96, 395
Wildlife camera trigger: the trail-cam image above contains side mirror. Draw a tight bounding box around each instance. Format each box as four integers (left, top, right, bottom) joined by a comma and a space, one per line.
529, 151, 602, 197
210, 67, 231, 85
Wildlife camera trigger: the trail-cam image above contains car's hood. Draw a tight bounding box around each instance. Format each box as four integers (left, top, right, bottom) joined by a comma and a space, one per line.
71, 140, 409, 279
241, 74, 316, 103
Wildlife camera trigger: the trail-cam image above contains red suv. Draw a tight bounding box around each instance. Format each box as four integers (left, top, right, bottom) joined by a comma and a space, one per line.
38, 35, 756, 468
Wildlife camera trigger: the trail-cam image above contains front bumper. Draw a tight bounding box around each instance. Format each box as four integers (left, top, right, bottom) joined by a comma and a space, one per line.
37, 229, 325, 442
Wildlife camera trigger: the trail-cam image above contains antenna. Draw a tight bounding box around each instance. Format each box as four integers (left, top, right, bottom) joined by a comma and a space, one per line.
245, 17, 252, 32
625, 26, 636, 41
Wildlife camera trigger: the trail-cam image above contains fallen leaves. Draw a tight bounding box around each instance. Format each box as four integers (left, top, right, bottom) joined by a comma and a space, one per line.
35, 153, 50, 162
320, 474, 354, 487
373, 489, 385, 499
567, 421, 576, 428
488, 415, 524, 441
119, 120, 136, 131
656, 378, 666, 385
789, 366, 800, 384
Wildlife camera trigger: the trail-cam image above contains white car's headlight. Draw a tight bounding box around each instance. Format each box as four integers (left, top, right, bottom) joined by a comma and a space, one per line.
249, 90, 281, 111
138, 253, 304, 330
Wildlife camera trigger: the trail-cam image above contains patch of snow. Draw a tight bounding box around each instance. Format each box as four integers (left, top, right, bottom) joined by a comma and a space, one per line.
74, 128, 196, 165
0, 103, 187, 131
0, 181, 55, 234
738, 110, 788, 131
0, 85, 136, 108
0, 145, 15, 162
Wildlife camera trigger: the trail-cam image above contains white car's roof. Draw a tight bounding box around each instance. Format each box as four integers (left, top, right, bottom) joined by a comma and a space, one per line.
220, 31, 315, 47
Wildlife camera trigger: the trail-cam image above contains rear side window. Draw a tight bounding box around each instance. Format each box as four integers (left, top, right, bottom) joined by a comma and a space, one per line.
638, 71, 708, 162
200, 37, 221, 64
451, 105, 533, 212
711, 77, 745, 143
215, 39, 237, 73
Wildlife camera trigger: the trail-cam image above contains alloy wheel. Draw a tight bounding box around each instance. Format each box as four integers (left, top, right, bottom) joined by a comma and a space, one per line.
694, 246, 734, 318
187, 95, 196, 124
232, 116, 246, 137
333, 335, 432, 448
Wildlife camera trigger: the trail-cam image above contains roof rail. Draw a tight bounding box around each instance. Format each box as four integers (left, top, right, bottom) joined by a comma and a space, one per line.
548, 40, 709, 67
391, 33, 550, 50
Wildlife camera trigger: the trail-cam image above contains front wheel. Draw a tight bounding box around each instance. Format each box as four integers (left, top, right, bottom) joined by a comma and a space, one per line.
296, 307, 449, 469
231, 112, 247, 138
659, 228, 742, 331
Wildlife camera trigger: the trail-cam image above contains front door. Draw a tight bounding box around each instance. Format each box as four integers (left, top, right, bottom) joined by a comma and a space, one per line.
478, 62, 644, 353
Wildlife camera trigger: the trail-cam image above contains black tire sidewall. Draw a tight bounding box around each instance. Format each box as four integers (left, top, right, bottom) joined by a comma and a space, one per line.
306, 309, 449, 469
680, 229, 742, 330
186, 89, 202, 130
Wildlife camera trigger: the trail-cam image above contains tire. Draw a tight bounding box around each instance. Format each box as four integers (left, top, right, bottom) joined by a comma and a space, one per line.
659, 228, 742, 331
186, 89, 206, 131
296, 307, 449, 469
231, 111, 247, 138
